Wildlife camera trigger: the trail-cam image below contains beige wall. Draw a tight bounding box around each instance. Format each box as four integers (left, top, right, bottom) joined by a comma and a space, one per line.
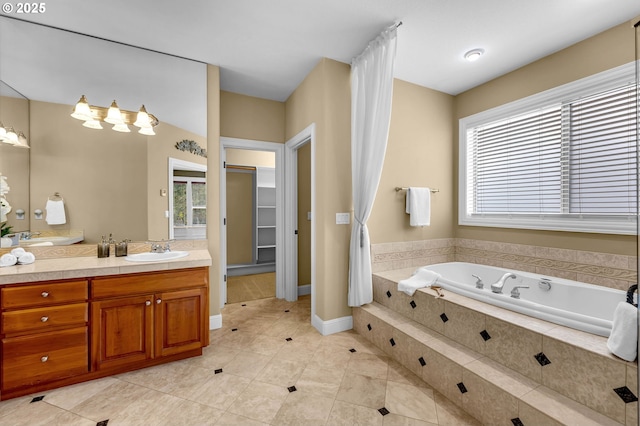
226, 149, 276, 167
146, 122, 207, 241
454, 21, 637, 256
286, 58, 352, 322
368, 79, 455, 243
226, 170, 253, 264
29, 100, 148, 244
0, 96, 30, 233
221, 91, 285, 143
206, 65, 221, 316
297, 142, 312, 286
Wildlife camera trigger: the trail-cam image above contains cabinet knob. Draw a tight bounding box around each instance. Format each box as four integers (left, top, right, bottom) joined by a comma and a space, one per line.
41, 355, 49, 363
41, 291, 49, 298
145, 300, 151, 306
156, 299, 162, 304
40, 316, 49, 323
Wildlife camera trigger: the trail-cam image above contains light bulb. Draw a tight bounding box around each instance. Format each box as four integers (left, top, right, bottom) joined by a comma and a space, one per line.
71, 95, 93, 121
105, 100, 124, 125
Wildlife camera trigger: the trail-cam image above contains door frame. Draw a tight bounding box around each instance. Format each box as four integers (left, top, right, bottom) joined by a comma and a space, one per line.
219, 137, 284, 308
284, 124, 316, 313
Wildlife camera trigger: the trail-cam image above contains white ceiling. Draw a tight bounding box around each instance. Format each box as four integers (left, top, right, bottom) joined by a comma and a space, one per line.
1, 0, 639, 136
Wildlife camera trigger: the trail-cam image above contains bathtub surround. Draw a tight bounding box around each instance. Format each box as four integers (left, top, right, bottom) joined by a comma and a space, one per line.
372, 238, 637, 293
355, 268, 638, 424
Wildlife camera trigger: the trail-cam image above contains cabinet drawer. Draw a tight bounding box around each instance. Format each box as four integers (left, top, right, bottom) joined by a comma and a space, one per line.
2, 327, 88, 390
2, 303, 88, 335
92, 268, 208, 299
1, 281, 88, 309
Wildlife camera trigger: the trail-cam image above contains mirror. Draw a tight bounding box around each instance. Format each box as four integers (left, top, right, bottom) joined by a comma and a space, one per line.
0, 17, 207, 244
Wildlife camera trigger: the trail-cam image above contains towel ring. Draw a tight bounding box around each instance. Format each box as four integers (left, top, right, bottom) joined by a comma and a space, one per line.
626, 284, 637, 307
48, 192, 63, 201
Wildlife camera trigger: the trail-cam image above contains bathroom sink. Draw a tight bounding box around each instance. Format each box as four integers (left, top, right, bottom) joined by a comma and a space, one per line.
124, 251, 190, 262
23, 235, 85, 246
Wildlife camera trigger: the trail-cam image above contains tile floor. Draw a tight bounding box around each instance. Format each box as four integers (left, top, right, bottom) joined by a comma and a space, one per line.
0, 296, 480, 425
226, 272, 276, 304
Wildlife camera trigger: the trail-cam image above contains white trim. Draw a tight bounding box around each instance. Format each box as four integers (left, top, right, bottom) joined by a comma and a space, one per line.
459, 61, 638, 235
312, 314, 353, 336
297, 284, 311, 296
209, 314, 222, 330
285, 124, 316, 322
220, 137, 284, 308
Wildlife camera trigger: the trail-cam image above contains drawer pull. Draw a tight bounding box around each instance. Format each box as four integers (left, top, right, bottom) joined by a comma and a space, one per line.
156, 299, 162, 304
41, 355, 49, 363
41, 291, 49, 298
40, 316, 49, 323
145, 300, 151, 306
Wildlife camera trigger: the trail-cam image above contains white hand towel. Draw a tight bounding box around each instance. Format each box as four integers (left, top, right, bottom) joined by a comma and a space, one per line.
607, 302, 638, 362
398, 268, 441, 296
17, 252, 35, 265
45, 199, 66, 225
405, 187, 431, 226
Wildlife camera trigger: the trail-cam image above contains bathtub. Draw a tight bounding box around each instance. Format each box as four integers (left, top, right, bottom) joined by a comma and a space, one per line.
420, 262, 631, 337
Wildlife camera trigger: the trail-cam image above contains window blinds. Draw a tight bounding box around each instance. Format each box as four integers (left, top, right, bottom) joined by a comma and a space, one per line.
469, 83, 637, 217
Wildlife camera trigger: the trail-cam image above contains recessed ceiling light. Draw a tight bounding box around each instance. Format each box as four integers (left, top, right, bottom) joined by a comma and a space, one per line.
464, 49, 485, 62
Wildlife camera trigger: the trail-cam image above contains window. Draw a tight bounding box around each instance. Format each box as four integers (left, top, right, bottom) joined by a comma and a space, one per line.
459, 63, 637, 235
173, 177, 206, 238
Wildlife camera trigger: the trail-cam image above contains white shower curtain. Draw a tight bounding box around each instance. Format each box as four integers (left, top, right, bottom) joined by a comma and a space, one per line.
348, 24, 398, 307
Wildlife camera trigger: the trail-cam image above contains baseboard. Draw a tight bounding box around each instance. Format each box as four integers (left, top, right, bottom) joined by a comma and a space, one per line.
209, 314, 222, 330
312, 314, 353, 336
298, 284, 311, 296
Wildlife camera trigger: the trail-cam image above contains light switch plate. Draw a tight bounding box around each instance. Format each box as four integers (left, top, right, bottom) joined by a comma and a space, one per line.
307, 212, 312, 221
336, 212, 350, 225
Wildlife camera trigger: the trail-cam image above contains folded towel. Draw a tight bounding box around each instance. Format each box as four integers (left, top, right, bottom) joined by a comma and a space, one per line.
0, 253, 17, 267
405, 187, 431, 227
17, 252, 35, 265
10, 247, 26, 257
45, 199, 66, 225
607, 302, 638, 362
398, 268, 441, 296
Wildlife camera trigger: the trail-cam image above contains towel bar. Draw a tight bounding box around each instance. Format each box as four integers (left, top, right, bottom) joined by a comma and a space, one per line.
395, 187, 439, 193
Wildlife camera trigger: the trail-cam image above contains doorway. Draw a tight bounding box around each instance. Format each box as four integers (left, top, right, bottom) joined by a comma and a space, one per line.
219, 137, 284, 308
225, 150, 276, 303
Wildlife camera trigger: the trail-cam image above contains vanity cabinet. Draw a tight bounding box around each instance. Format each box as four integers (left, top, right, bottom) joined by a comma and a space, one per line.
91, 268, 208, 372
0, 266, 209, 400
0, 279, 89, 393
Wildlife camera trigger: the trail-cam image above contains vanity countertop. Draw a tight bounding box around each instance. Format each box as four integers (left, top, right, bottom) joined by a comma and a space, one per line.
0, 249, 212, 285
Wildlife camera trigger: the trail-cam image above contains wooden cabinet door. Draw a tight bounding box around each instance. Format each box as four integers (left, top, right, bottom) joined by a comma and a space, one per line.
91, 295, 153, 371
155, 288, 206, 358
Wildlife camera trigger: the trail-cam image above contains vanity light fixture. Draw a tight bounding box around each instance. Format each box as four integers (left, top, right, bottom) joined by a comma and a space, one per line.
70, 95, 159, 135
464, 48, 485, 62
0, 124, 29, 148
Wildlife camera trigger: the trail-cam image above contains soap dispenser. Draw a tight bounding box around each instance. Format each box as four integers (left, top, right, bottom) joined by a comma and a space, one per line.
115, 239, 129, 257
97, 235, 110, 258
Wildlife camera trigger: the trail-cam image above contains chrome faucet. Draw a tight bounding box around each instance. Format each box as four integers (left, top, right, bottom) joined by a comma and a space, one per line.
21, 231, 41, 240
150, 241, 171, 253
510, 286, 529, 299
491, 272, 516, 294
472, 274, 484, 289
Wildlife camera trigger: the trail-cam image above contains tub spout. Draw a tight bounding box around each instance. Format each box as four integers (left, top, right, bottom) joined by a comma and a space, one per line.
491, 273, 516, 294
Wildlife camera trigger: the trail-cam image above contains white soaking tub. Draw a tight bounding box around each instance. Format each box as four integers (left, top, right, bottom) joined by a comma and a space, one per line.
419, 262, 631, 337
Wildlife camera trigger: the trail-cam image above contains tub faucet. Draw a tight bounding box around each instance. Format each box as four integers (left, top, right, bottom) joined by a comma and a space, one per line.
491, 272, 516, 294
472, 274, 484, 289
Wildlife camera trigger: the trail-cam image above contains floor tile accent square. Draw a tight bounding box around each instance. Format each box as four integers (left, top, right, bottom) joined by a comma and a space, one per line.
231, 328, 238, 332
367, 323, 372, 331
410, 300, 417, 309
418, 356, 426, 366
378, 407, 390, 416
614, 386, 638, 403
96, 420, 109, 426
480, 330, 491, 341
30, 396, 45, 403
349, 348, 356, 353
389, 338, 396, 347
386, 291, 392, 298
440, 313, 449, 323
534, 352, 551, 366
286, 337, 293, 341
457, 382, 468, 394
214, 368, 223, 374
511, 418, 524, 426
288, 386, 297, 392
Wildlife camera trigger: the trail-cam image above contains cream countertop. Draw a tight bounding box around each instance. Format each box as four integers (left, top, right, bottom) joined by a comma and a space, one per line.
0, 249, 212, 285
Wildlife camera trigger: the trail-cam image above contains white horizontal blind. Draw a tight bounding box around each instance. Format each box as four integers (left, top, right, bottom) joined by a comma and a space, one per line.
566, 84, 637, 215
471, 106, 562, 214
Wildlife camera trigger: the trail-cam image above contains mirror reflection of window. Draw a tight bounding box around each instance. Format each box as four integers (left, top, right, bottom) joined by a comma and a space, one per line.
173, 176, 206, 239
